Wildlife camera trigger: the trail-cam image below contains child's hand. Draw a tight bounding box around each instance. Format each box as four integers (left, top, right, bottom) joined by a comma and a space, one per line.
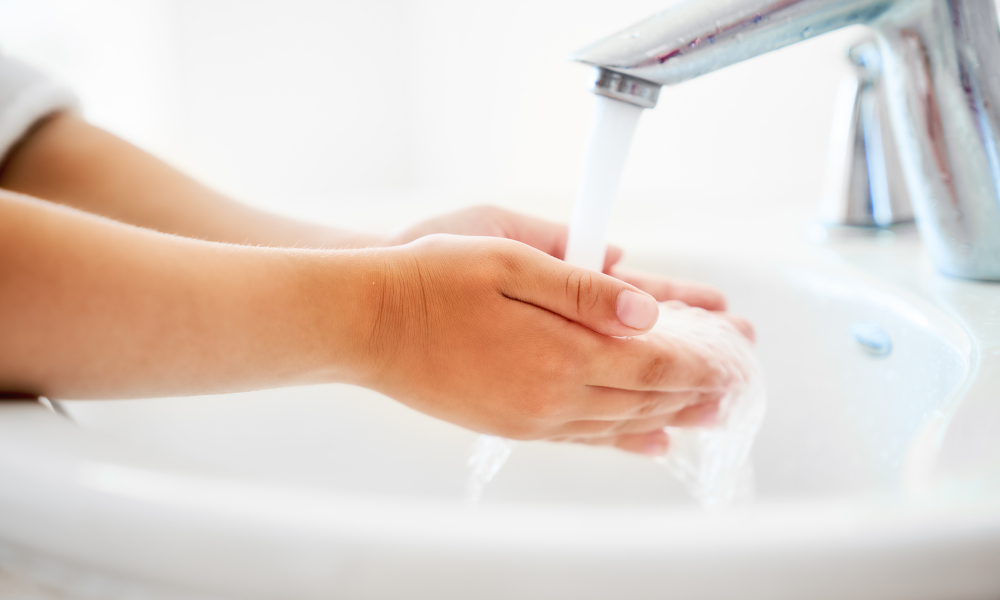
354, 234, 751, 456
388, 205, 741, 319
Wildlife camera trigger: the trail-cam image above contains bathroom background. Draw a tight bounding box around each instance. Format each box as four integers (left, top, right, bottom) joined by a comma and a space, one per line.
0, 0, 918, 243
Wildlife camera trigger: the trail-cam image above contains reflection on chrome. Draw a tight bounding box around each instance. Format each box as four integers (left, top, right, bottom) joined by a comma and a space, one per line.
574, 0, 1000, 281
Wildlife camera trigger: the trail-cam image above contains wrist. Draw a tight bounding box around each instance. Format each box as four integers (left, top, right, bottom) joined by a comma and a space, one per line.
298, 246, 409, 387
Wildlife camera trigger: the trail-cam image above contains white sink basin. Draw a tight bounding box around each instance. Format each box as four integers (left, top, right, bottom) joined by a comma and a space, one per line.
1, 225, 998, 599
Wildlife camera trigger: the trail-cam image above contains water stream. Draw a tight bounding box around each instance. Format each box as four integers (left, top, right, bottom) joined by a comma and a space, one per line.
563, 95, 646, 271
465, 95, 765, 506
465, 96, 644, 503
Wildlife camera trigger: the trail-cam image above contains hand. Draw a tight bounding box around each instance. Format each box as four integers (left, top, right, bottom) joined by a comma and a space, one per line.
388, 205, 751, 327
389, 204, 622, 270
357, 234, 747, 456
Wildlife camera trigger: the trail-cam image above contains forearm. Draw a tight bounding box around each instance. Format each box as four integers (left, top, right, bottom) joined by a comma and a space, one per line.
0, 113, 382, 249
0, 189, 381, 399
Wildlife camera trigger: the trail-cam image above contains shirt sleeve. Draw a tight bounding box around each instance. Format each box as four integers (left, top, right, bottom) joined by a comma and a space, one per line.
0, 52, 78, 165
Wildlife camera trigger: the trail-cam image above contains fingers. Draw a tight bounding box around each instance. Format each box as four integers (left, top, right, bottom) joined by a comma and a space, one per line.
391, 206, 571, 257
664, 399, 722, 427
580, 430, 670, 456
488, 208, 623, 273
490, 208, 570, 260
616, 430, 669, 456
658, 298, 755, 343
495, 233, 754, 344
717, 312, 755, 342
603, 245, 623, 272
605, 266, 755, 342
609, 267, 727, 311
551, 399, 722, 457
584, 333, 733, 392
499, 245, 660, 336
556, 400, 721, 438
574, 387, 723, 420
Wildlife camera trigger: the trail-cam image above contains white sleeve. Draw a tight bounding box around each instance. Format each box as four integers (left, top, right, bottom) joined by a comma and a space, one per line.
0, 52, 78, 165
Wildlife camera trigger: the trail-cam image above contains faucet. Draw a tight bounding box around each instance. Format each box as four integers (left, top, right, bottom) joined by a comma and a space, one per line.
571, 0, 1000, 281
820, 38, 914, 227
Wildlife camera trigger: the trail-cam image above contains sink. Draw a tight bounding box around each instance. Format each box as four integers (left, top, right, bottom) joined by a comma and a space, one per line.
0, 222, 998, 599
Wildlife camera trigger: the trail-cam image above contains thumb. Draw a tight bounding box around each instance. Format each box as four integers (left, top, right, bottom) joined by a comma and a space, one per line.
502, 246, 660, 336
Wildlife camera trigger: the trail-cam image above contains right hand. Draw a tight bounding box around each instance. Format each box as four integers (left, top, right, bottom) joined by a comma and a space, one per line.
357, 234, 751, 456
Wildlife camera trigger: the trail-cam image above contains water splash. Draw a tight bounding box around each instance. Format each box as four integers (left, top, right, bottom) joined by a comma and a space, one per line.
464, 95, 644, 503
652, 303, 766, 507
465, 435, 515, 502
463, 94, 766, 508
463, 304, 766, 507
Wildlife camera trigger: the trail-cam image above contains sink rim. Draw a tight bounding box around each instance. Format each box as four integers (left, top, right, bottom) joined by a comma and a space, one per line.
2, 232, 999, 598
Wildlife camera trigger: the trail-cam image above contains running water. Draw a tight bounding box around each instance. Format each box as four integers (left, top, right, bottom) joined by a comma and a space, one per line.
465, 95, 765, 506
465, 434, 514, 502
464, 96, 644, 503
652, 303, 765, 506
563, 95, 646, 270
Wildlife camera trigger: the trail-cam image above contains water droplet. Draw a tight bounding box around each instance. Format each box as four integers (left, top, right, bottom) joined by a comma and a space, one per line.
801, 26, 812, 38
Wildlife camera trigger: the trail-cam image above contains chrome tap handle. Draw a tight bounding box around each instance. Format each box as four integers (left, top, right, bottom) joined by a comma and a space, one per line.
820, 39, 914, 228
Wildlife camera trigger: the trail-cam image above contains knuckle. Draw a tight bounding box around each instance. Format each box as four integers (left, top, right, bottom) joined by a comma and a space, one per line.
486, 242, 526, 281
412, 232, 449, 250
566, 269, 603, 315
573, 420, 609, 437
478, 204, 504, 219
634, 393, 666, 417
638, 353, 677, 389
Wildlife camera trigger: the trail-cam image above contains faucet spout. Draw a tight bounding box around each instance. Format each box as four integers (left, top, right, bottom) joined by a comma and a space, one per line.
574, 0, 1000, 281
570, 0, 893, 86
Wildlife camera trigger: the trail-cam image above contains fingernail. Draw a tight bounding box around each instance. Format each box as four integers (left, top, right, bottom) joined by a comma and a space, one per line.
617, 290, 659, 330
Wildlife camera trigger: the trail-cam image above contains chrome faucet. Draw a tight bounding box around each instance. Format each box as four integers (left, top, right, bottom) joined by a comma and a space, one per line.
572, 0, 1000, 281
820, 39, 914, 228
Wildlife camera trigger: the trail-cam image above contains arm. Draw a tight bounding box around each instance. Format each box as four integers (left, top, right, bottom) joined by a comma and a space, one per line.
0, 189, 737, 454
0, 113, 742, 317
0, 189, 376, 398
0, 112, 381, 249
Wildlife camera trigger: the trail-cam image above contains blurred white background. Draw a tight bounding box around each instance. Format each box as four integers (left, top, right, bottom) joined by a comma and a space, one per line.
0, 0, 879, 240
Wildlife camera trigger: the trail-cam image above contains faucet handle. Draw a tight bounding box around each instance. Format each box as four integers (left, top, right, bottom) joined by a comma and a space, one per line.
819, 39, 913, 228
